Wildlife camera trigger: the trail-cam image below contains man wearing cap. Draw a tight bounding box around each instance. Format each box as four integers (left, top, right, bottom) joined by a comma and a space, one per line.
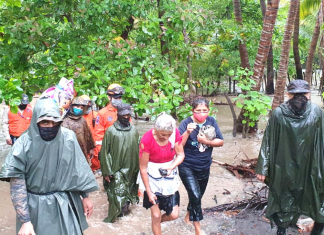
99, 103, 139, 222
256, 80, 324, 235
92, 84, 126, 177
2, 94, 33, 145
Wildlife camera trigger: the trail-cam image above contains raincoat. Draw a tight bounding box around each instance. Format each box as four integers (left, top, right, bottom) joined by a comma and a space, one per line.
0, 98, 99, 234
256, 102, 324, 226
99, 121, 139, 223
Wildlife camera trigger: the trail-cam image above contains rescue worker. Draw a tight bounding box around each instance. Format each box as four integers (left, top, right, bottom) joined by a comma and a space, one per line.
62, 97, 95, 165
2, 94, 33, 145
256, 80, 324, 235
0, 97, 99, 235
100, 103, 139, 222
93, 83, 125, 177
81, 95, 99, 170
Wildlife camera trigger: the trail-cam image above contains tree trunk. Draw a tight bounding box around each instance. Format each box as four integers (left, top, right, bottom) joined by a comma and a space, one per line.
233, 0, 250, 69
224, 93, 237, 137
260, 0, 275, 94
266, 46, 275, 94
305, 0, 323, 85
251, 0, 280, 91
182, 28, 196, 95
293, 0, 303, 80
157, 0, 170, 64
272, 0, 298, 110
121, 16, 135, 40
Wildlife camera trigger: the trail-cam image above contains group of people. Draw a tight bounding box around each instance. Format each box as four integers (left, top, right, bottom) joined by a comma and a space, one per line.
2, 79, 324, 235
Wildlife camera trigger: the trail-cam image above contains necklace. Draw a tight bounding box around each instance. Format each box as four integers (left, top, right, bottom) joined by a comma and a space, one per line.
159, 144, 168, 151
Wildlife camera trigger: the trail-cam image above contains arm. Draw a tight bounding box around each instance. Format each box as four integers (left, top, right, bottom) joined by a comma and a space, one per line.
99, 128, 113, 182
2, 107, 11, 145
166, 142, 185, 173
10, 178, 36, 235
197, 134, 224, 147
82, 118, 95, 155
139, 146, 157, 204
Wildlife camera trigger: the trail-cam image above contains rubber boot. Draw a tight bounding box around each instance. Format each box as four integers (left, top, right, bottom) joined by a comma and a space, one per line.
311, 222, 324, 235
277, 227, 286, 235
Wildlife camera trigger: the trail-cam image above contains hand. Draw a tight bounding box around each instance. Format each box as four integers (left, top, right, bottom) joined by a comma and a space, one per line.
166, 167, 173, 176
82, 198, 94, 219
89, 149, 94, 160
197, 132, 208, 145
6, 139, 12, 145
257, 174, 265, 182
147, 191, 157, 205
104, 176, 111, 183
186, 123, 197, 134
18, 221, 36, 235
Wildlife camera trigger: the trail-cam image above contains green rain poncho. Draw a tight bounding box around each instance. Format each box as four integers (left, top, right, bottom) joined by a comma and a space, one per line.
256, 102, 324, 227
99, 121, 139, 223
0, 98, 99, 234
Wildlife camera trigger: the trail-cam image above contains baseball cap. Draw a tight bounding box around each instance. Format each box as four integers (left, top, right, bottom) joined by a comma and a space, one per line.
117, 103, 132, 116
21, 94, 30, 104
287, 80, 310, 94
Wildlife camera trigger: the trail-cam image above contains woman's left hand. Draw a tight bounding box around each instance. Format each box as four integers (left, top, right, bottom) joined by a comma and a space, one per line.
166, 167, 173, 176
197, 132, 208, 144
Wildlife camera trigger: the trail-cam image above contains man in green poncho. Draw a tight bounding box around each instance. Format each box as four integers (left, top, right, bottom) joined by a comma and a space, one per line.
100, 103, 139, 223
0, 98, 99, 235
256, 80, 324, 235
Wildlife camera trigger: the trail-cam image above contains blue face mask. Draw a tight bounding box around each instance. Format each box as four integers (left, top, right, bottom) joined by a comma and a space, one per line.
73, 107, 84, 116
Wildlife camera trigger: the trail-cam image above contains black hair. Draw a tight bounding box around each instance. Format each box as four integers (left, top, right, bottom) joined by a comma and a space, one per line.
192, 97, 209, 109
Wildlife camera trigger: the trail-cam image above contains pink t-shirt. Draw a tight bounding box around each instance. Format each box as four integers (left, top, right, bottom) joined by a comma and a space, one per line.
140, 128, 182, 163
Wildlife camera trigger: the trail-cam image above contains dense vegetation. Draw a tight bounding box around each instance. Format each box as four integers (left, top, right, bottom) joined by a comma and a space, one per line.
0, 0, 322, 127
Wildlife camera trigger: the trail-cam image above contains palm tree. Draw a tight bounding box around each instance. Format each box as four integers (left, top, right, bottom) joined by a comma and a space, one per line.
305, 0, 323, 85
272, 0, 299, 110
293, 0, 304, 80
260, 0, 275, 94
233, 0, 251, 69
251, 0, 280, 91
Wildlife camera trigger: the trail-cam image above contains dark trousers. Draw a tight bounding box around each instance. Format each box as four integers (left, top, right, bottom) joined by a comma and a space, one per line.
10, 135, 19, 145
179, 165, 210, 221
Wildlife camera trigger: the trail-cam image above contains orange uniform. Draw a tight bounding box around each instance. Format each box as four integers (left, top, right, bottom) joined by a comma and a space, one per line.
8, 104, 33, 137
83, 110, 98, 137
92, 103, 117, 171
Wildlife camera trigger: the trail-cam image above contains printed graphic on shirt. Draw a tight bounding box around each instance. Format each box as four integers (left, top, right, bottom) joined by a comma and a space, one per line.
107, 116, 113, 122
96, 116, 100, 124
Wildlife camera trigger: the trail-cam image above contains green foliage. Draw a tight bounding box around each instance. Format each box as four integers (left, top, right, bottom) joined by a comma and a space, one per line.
230, 68, 271, 127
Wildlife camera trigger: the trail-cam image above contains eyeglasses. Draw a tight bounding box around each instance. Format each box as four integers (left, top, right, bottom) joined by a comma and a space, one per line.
193, 110, 209, 114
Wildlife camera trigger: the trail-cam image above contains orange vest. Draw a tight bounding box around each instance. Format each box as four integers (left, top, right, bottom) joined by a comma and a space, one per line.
83, 110, 98, 137
8, 104, 33, 137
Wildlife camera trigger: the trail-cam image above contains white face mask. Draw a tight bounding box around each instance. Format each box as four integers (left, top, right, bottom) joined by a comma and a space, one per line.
111, 98, 122, 107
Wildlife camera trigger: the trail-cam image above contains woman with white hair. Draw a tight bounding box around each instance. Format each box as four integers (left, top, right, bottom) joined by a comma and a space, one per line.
138, 112, 185, 235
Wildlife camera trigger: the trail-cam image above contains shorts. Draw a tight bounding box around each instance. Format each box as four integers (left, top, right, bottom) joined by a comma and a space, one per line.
143, 191, 180, 215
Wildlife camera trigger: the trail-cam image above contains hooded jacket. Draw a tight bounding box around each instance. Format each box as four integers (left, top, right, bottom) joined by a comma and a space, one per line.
99, 121, 139, 222
256, 102, 324, 224
0, 98, 99, 234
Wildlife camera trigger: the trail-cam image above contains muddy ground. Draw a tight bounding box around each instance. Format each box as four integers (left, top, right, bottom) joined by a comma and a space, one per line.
1, 92, 323, 235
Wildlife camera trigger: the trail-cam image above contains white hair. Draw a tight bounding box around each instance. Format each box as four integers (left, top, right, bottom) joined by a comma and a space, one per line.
154, 113, 176, 132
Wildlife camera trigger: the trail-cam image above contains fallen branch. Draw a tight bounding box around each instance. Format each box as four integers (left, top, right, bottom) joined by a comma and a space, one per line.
204, 186, 268, 213
213, 159, 256, 179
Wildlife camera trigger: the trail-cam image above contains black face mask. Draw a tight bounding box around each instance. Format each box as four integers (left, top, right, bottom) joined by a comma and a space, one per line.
117, 115, 130, 127
19, 104, 27, 110
287, 93, 308, 115
38, 124, 61, 141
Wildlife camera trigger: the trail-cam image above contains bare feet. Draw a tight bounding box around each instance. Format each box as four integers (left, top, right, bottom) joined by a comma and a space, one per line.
184, 212, 193, 226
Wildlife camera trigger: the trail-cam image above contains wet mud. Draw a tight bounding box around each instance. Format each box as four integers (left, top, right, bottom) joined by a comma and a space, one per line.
0, 92, 323, 235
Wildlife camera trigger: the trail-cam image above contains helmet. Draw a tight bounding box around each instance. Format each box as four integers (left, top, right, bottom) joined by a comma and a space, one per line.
106, 84, 125, 98
80, 95, 90, 101
71, 97, 87, 106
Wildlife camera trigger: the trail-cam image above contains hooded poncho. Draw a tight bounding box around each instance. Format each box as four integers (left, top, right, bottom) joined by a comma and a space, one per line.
256, 102, 324, 226
99, 121, 139, 223
0, 98, 99, 234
